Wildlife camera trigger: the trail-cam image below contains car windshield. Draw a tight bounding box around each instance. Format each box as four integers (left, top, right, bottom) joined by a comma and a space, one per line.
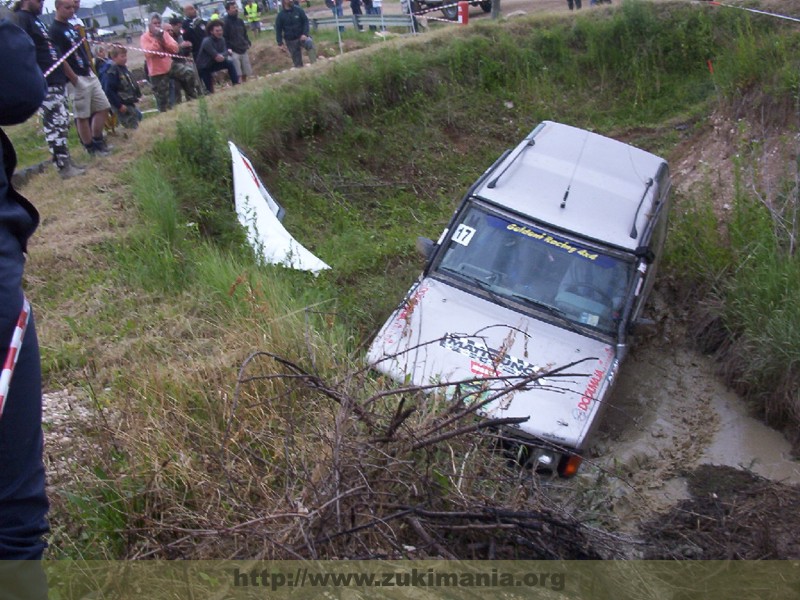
433, 202, 635, 336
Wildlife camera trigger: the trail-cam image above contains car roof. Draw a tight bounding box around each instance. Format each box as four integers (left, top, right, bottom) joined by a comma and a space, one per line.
473, 121, 667, 251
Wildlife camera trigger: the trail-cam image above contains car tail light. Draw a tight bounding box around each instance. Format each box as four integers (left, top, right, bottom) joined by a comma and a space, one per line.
558, 454, 582, 478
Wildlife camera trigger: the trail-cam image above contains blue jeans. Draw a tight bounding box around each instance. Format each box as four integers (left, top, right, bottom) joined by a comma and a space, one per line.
331, 4, 345, 31
199, 59, 240, 93
0, 226, 49, 598
0, 281, 48, 556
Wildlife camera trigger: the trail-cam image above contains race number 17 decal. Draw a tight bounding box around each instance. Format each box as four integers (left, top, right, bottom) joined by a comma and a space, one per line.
452, 224, 476, 246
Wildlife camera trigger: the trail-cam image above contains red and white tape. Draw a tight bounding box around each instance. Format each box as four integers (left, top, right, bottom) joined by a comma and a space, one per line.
411, 0, 462, 17
43, 35, 192, 79
0, 297, 31, 420
42, 36, 84, 78
90, 38, 194, 62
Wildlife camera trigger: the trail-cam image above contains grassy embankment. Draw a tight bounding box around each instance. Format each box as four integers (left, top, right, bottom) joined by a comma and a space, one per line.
12, 1, 799, 559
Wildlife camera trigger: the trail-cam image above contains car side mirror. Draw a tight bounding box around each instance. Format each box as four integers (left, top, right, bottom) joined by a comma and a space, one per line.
416, 236, 435, 260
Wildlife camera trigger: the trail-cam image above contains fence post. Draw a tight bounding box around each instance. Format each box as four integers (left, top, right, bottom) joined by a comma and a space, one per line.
457, 1, 469, 24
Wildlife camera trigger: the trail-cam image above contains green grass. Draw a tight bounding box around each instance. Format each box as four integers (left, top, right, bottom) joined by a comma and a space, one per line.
13, 1, 800, 559
5, 118, 85, 170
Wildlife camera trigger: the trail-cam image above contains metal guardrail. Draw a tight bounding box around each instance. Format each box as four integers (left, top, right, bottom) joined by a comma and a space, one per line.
311, 13, 416, 32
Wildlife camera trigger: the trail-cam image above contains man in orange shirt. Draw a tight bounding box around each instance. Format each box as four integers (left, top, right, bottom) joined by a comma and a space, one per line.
139, 13, 198, 111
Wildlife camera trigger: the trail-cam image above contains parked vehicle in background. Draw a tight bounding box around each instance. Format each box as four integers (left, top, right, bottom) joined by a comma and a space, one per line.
410, 0, 490, 21
367, 121, 671, 477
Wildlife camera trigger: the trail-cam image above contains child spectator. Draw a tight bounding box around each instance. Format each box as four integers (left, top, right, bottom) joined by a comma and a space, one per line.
102, 46, 143, 129
93, 44, 109, 74
196, 19, 239, 93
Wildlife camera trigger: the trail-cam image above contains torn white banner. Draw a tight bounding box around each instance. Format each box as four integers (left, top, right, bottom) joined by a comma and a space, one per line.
230, 141, 330, 274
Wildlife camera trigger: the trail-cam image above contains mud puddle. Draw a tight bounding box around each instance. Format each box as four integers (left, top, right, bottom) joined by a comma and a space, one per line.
701, 386, 800, 484
606, 341, 800, 487
543, 337, 799, 551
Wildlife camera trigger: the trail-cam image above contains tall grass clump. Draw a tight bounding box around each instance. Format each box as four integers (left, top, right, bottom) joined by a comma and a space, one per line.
718, 172, 800, 429
667, 163, 800, 441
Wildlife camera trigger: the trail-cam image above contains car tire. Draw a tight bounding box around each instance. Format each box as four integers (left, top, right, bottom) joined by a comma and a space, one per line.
441, 3, 458, 20
480, 0, 491, 11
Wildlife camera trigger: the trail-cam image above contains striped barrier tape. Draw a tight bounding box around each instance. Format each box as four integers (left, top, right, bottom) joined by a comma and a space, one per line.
42, 36, 84, 78
0, 297, 31, 420
43, 35, 193, 79
89, 38, 194, 62
705, 1, 800, 23
412, 1, 461, 17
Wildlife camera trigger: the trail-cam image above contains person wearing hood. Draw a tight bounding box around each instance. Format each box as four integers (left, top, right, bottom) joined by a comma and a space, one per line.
0, 17, 50, 600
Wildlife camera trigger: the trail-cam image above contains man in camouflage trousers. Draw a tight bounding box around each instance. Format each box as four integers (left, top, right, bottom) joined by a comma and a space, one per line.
140, 13, 198, 112
40, 94, 79, 174
13, 0, 85, 178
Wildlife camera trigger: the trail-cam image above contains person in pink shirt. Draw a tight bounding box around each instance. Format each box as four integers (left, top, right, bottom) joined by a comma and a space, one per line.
140, 13, 198, 111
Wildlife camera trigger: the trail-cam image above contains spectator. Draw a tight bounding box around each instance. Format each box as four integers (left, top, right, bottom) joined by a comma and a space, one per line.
275, 0, 316, 68
567, 0, 582, 9
140, 13, 198, 111
181, 3, 206, 58
367, 0, 383, 32
12, 0, 85, 178
362, 0, 375, 30
102, 46, 142, 130
324, 0, 345, 31
223, 0, 252, 84
244, 0, 261, 34
350, 0, 363, 31
196, 19, 239, 93
68, 0, 94, 73
168, 15, 200, 105
169, 15, 194, 57
49, 0, 112, 156
93, 44, 108, 73
0, 18, 49, 598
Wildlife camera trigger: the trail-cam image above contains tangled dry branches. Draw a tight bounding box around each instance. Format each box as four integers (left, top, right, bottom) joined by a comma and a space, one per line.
123, 348, 622, 560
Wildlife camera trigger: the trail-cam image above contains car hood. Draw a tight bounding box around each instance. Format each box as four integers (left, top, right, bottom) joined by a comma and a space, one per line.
367, 277, 617, 449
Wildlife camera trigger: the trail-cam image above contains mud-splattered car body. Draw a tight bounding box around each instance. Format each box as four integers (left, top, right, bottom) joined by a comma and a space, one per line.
367, 121, 671, 476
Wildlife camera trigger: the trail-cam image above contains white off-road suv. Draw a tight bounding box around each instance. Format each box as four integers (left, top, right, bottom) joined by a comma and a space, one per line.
367, 121, 671, 477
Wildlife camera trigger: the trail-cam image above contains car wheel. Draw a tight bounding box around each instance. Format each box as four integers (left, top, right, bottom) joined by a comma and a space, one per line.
441, 3, 458, 20
480, 0, 491, 12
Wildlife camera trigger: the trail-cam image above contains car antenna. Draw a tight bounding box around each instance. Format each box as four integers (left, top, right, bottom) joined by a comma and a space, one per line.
486, 137, 535, 189
629, 177, 654, 239
561, 132, 590, 209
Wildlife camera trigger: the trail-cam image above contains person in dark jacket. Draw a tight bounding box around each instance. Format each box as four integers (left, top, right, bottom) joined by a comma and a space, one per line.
350, 0, 363, 30
195, 19, 239, 93
275, 0, 316, 68
49, 0, 112, 156
223, 0, 252, 83
12, 0, 85, 178
181, 2, 206, 59
0, 17, 50, 600
102, 46, 143, 129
